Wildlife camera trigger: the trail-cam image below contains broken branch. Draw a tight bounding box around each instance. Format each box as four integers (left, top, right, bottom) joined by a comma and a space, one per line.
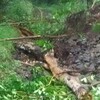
0, 35, 68, 42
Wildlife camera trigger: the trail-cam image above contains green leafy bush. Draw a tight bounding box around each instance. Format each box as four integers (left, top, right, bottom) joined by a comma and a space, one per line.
6, 0, 33, 21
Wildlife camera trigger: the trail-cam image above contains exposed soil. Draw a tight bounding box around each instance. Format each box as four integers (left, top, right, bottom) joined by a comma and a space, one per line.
54, 32, 100, 71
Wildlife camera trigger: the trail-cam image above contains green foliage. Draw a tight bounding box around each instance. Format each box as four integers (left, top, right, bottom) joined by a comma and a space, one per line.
0, 25, 18, 38
92, 23, 100, 33
91, 87, 100, 100
0, 73, 76, 100
35, 40, 53, 51
0, 24, 18, 51
0, 25, 18, 60
6, 0, 33, 21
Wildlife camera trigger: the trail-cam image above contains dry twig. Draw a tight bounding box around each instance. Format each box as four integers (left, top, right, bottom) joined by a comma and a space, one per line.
0, 35, 68, 42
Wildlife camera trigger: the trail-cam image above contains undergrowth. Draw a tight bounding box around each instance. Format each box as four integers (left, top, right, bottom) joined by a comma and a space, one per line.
0, 0, 100, 100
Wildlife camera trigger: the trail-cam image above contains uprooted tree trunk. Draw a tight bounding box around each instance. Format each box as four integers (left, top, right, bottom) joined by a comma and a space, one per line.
14, 42, 92, 100
44, 53, 92, 100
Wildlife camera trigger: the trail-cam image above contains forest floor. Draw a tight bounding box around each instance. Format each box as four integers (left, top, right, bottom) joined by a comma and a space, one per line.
8, 4, 100, 100
14, 4, 100, 86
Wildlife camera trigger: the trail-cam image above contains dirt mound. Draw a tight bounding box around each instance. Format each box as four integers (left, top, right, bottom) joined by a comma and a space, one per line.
54, 32, 100, 72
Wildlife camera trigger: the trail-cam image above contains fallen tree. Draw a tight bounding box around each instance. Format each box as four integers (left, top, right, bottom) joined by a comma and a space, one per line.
44, 53, 92, 100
